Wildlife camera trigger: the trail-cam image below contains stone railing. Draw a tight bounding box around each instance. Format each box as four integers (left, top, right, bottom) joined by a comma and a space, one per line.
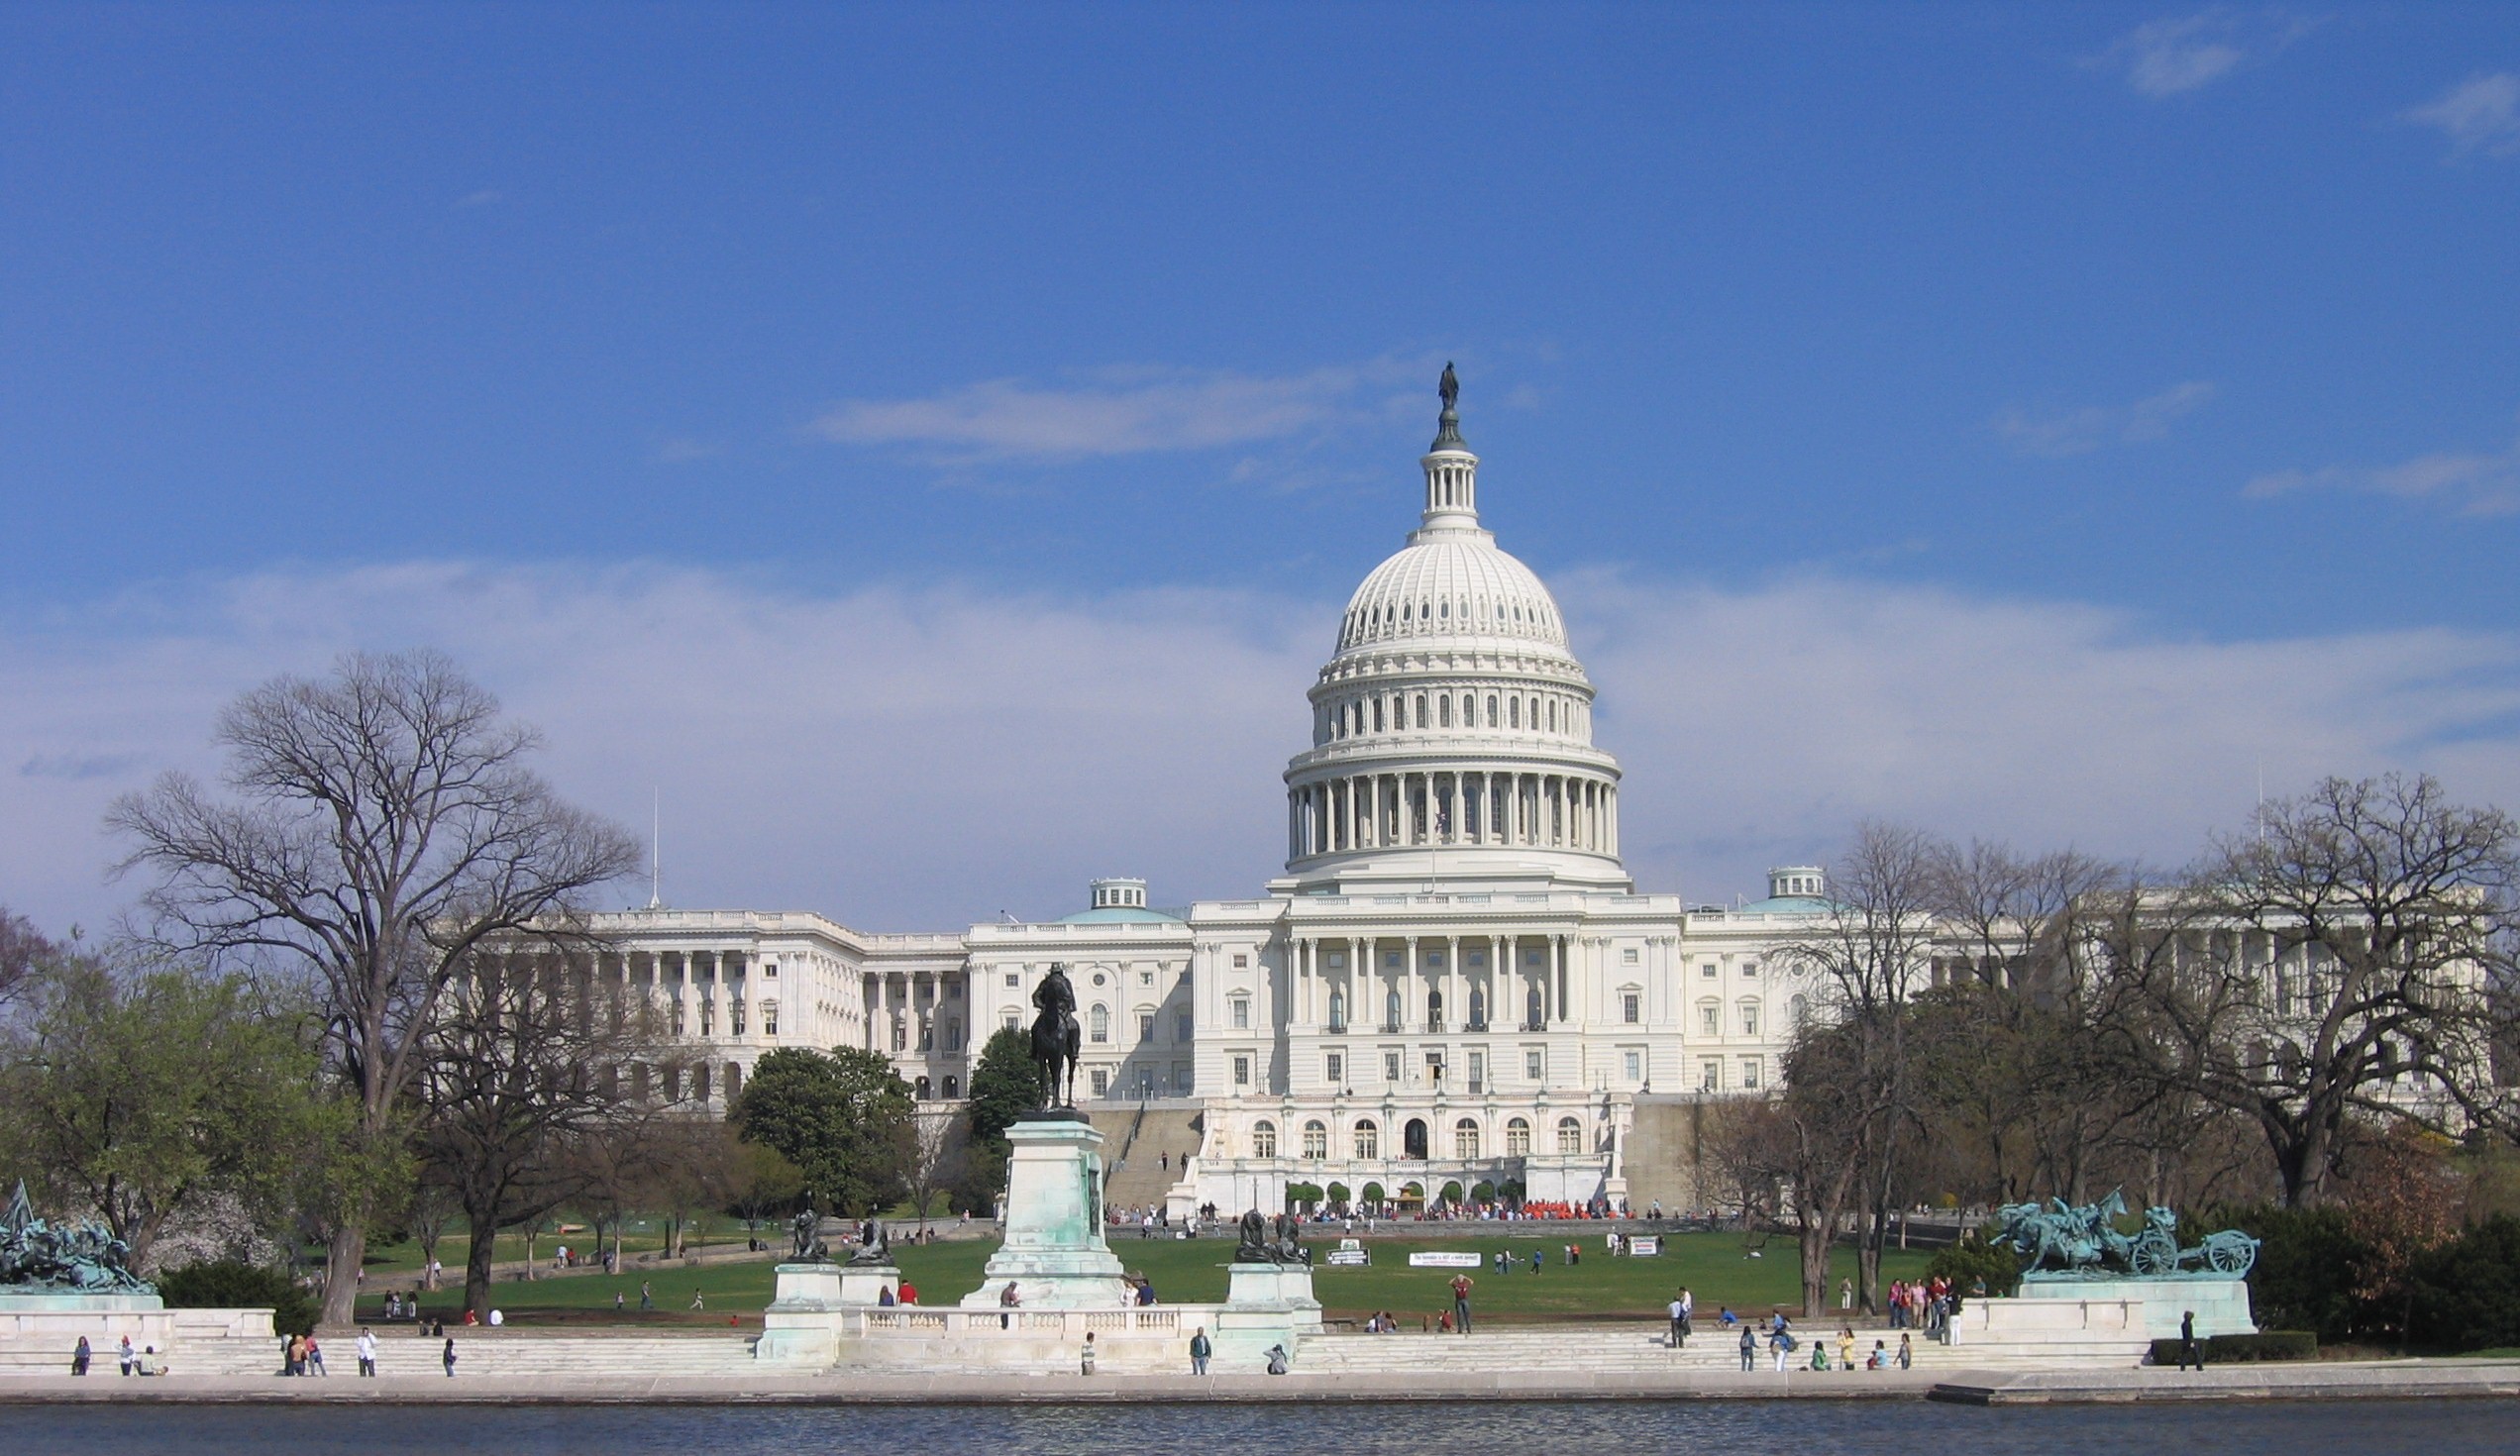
857, 1306, 1185, 1338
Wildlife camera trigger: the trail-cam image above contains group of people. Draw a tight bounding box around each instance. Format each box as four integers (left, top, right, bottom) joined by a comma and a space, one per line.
1722, 1308, 1922, 1372
1839, 1274, 1966, 1341
66, 1334, 161, 1376
872, 1279, 921, 1306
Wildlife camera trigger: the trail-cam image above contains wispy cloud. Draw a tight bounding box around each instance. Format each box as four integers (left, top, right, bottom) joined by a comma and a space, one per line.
1994, 380, 2217, 458
810, 360, 1433, 464
454, 189, 503, 209
7, 562, 2518, 939
2092, 9, 2320, 98
2246, 430, 2520, 517
2403, 73, 2520, 159
654, 436, 719, 464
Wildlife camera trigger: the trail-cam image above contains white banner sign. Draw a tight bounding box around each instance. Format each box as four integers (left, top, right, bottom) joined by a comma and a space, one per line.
1407, 1251, 1482, 1268
1326, 1249, 1370, 1266
1628, 1236, 1661, 1256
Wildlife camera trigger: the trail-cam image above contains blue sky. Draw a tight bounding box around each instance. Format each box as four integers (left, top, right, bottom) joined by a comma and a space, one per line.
5, 4, 2518, 934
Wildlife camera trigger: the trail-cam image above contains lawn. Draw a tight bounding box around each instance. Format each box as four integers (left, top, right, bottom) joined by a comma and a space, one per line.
369, 1231, 1934, 1328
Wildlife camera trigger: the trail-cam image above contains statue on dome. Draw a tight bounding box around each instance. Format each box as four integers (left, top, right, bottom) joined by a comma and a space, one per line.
1438, 362, 1458, 412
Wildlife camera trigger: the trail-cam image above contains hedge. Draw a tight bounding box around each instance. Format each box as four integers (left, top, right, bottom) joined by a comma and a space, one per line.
157, 1260, 315, 1337
2146, 1330, 2317, 1365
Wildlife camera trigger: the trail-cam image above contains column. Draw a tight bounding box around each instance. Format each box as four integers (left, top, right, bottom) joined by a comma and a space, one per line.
1406, 936, 1420, 1032
1553, 936, 1569, 1025
1446, 935, 1461, 1030
1447, 774, 1464, 844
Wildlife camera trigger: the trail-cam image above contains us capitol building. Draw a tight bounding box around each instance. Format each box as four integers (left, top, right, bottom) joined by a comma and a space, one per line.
588, 376, 1843, 1217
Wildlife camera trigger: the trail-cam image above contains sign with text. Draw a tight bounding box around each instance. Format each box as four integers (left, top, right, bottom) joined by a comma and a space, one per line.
1407, 1251, 1482, 1269
1326, 1249, 1370, 1266
1627, 1236, 1661, 1256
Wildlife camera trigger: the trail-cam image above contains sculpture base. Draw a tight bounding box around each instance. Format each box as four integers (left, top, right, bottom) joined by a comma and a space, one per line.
1215, 1261, 1323, 1368
0, 1292, 164, 1314
963, 1118, 1132, 1310
0, 1295, 272, 1374
2018, 1273, 2258, 1339
757, 1263, 905, 1365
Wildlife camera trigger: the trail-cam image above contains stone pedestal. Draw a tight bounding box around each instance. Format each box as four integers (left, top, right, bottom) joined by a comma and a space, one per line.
756, 1262, 904, 1364
2019, 1274, 2258, 1339
0, 1293, 272, 1376
1208, 1261, 1323, 1369
962, 1116, 1132, 1310
1952, 1276, 2258, 1363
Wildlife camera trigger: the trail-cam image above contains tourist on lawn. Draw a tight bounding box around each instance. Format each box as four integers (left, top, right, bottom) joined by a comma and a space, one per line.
1189, 1325, 1211, 1375
1529, 1248, 1542, 1275
357, 1327, 377, 1377
1737, 1325, 1756, 1372
1449, 1272, 1474, 1334
615, 1292, 625, 1312
689, 1289, 704, 1310
442, 1336, 457, 1378
1838, 1277, 1853, 1311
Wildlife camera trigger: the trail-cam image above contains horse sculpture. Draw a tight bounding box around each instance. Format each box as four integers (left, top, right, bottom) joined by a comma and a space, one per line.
1028, 963, 1084, 1109
1996, 1189, 2258, 1279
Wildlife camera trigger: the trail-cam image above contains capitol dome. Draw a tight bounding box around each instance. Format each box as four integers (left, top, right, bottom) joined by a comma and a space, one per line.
1277, 367, 1629, 893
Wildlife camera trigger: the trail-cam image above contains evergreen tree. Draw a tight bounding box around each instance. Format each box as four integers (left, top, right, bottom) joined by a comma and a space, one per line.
965, 1025, 1037, 1153
727, 1047, 914, 1216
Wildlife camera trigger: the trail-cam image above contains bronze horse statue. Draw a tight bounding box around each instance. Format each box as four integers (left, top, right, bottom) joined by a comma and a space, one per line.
1028, 964, 1083, 1108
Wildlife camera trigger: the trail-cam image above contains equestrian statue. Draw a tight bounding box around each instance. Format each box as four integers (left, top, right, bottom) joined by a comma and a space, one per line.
1028, 963, 1084, 1110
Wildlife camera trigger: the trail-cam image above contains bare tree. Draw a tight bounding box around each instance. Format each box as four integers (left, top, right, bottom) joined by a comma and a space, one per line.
0, 907, 56, 1018
2094, 775, 2516, 1205
417, 942, 661, 1316
1771, 821, 1942, 1314
109, 650, 640, 1323
900, 1108, 963, 1235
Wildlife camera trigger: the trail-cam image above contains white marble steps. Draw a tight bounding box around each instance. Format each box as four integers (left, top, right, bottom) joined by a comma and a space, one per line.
155, 1331, 765, 1379
1298, 1327, 1978, 1376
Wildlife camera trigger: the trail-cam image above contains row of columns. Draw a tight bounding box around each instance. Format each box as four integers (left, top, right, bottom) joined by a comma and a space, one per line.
1288, 933, 1574, 1039
594, 948, 762, 1039
1288, 770, 1618, 859
862, 971, 963, 1056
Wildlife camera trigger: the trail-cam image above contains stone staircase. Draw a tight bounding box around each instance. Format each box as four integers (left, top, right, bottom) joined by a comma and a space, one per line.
1094, 1104, 1204, 1215
158, 1329, 764, 1379
1299, 1324, 1980, 1376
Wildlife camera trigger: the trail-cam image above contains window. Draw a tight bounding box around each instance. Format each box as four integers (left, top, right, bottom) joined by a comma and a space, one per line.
1790, 994, 1809, 1027
1740, 1058, 1762, 1090
1090, 1068, 1109, 1096
701, 1001, 717, 1037
1739, 1001, 1759, 1036
1624, 1050, 1642, 1082
1139, 970, 1153, 986
1524, 947, 1543, 967
1001, 1010, 1020, 1033
1325, 1052, 1344, 1084
1232, 953, 1249, 969
693, 1064, 711, 1100
761, 1001, 779, 1037
1328, 988, 1346, 1031
1385, 988, 1402, 1029
946, 1019, 961, 1051
1556, 1116, 1583, 1154
1174, 1063, 1193, 1093
1303, 1120, 1328, 1159
1252, 1120, 1277, 1158
1526, 987, 1543, 1028
1383, 1051, 1402, 1083
1005, 972, 1019, 988
1699, 1001, 1720, 1036
943, 1075, 959, 1097
1453, 1118, 1481, 1159
1232, 1055, 1251, 1088
1176, 1008, 1194, 1042
1387, 950, 1404, 968
1506, 1117, 1531, 1156
1137, 1011, 1155, 1043
1231, 997, 1250, 1029
914, 1017, 928, 1051
1353, 1120, 1379, 1159
1439, 695, 1452, 727
1701, 962, 1718, 979
1525, 1048, 1544, 1081
1090, 1004, 1109, 1043
1701, 1058, 1722, 1091
724, 1063, 741, 1098
1623, 947, 1639, 965
1469, 987, 1486, 1029
763, 963, 778, 979
1467, 1050, 1485, 1092
1623, 991, 1640, 1024
1742, 961, 1759, 978
1486, 694, 1499, 726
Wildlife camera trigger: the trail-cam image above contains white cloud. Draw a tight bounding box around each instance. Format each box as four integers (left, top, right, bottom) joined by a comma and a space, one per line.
1994, 380, 2217, 458
811, 360, 1433, 463
2094, 9, 2319, 98
6, 563, 2519, 939
2246, 430, 2520, 517
2403, 73, 2520, 158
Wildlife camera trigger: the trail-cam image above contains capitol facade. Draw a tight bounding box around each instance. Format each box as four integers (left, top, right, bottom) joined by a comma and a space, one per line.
586, 378, 1843, 1216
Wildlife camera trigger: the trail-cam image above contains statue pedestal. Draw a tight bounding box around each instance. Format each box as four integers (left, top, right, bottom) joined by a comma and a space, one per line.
1953, 1276, 2257, 1362
2019, 1273, 2258, 1339
961, 1116, 1131, 1310
757, 1262, 904, 1364
1208, 1260, 1323, 1368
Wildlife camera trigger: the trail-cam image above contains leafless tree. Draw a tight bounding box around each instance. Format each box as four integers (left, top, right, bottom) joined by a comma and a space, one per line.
415, 941, 667, 1315
0, 907, 59, 1020
2093, 775, 2517, 1206
108, 650, 640, 1323
900, 1108, 963, 1235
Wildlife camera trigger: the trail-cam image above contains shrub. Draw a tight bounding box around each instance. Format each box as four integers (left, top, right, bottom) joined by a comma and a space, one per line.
2146, 1331, 2316, 1364
1925, 1226, 2021, 1298
2212, 1203, 2367, 1344
158, 1260, 315, 1336
2407, 1215, 2520, 1351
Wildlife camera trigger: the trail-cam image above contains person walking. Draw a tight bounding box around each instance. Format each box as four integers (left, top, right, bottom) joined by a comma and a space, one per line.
1737, 1324, 1756, 1372
1667, 1296, 1688, 1348
1189, 1325, 1212, 1375
1838, 1277, 1853, 1312
1679, 1286, 1694, 1342
1770, 1324, 1792, 1372
639, 1280, 653, 1311
357, 1327, 377, 1377
305, 1334, 328, 1375
1449, 1272, 1474, 1335
1897, 1333, 1913, 1371
1080, 1331, 1097, 1376
71, 1336, 91, 1376
442, 1336, 457, 1378
2175, 1309, 2203, 1371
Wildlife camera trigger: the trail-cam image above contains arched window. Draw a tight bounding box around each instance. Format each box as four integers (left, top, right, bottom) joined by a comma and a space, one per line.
1353, 1120, 1379, 1160
1426, 988, 1443, 1030
1487, 694, 1500, 726
1790, 994, 1809, 1026
1414, 694, 1426, 727
1509, 697, 1521, 728
943, 1075, 959, 1098
725, 1062, 742, 1098
1739, 1000, 1760, 1036
1453, 1118, 1481, 1159
1327, 988, 1346, 1031
1303, 1120, 1327, 1159
1373, 698, 1385, 732
1506, 1118, 1531, 1156
1090, 1004, 1109, 1043
1385, 988, 1402, 1030
1556, 1116, 1583, 1154
1252, 1120, 1278, 1159
1439, 695, 1452, 727
1468, 986, 1486, 1029
693, 1064, 710, 1100
1547, 700, 1558, 732
1526, 986, 1543, 1029
915, 1075, 931, 1099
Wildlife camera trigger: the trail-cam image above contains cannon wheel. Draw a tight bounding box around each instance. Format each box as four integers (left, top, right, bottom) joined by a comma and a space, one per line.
2207, 1235, 2253, 1276
2131, 1230, 2176, 1276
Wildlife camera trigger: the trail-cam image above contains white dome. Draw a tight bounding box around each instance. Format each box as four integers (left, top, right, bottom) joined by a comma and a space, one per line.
1337, 534, 1569, 654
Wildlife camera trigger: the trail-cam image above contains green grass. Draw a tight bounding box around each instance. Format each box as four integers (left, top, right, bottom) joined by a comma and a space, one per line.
361, 1231, 1932, 1328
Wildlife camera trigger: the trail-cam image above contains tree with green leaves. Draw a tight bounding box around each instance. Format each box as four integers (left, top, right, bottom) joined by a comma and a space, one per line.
966, 1025, 1035, 1152
0, 954, 321, 1267
727, 1047, 914, 1216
